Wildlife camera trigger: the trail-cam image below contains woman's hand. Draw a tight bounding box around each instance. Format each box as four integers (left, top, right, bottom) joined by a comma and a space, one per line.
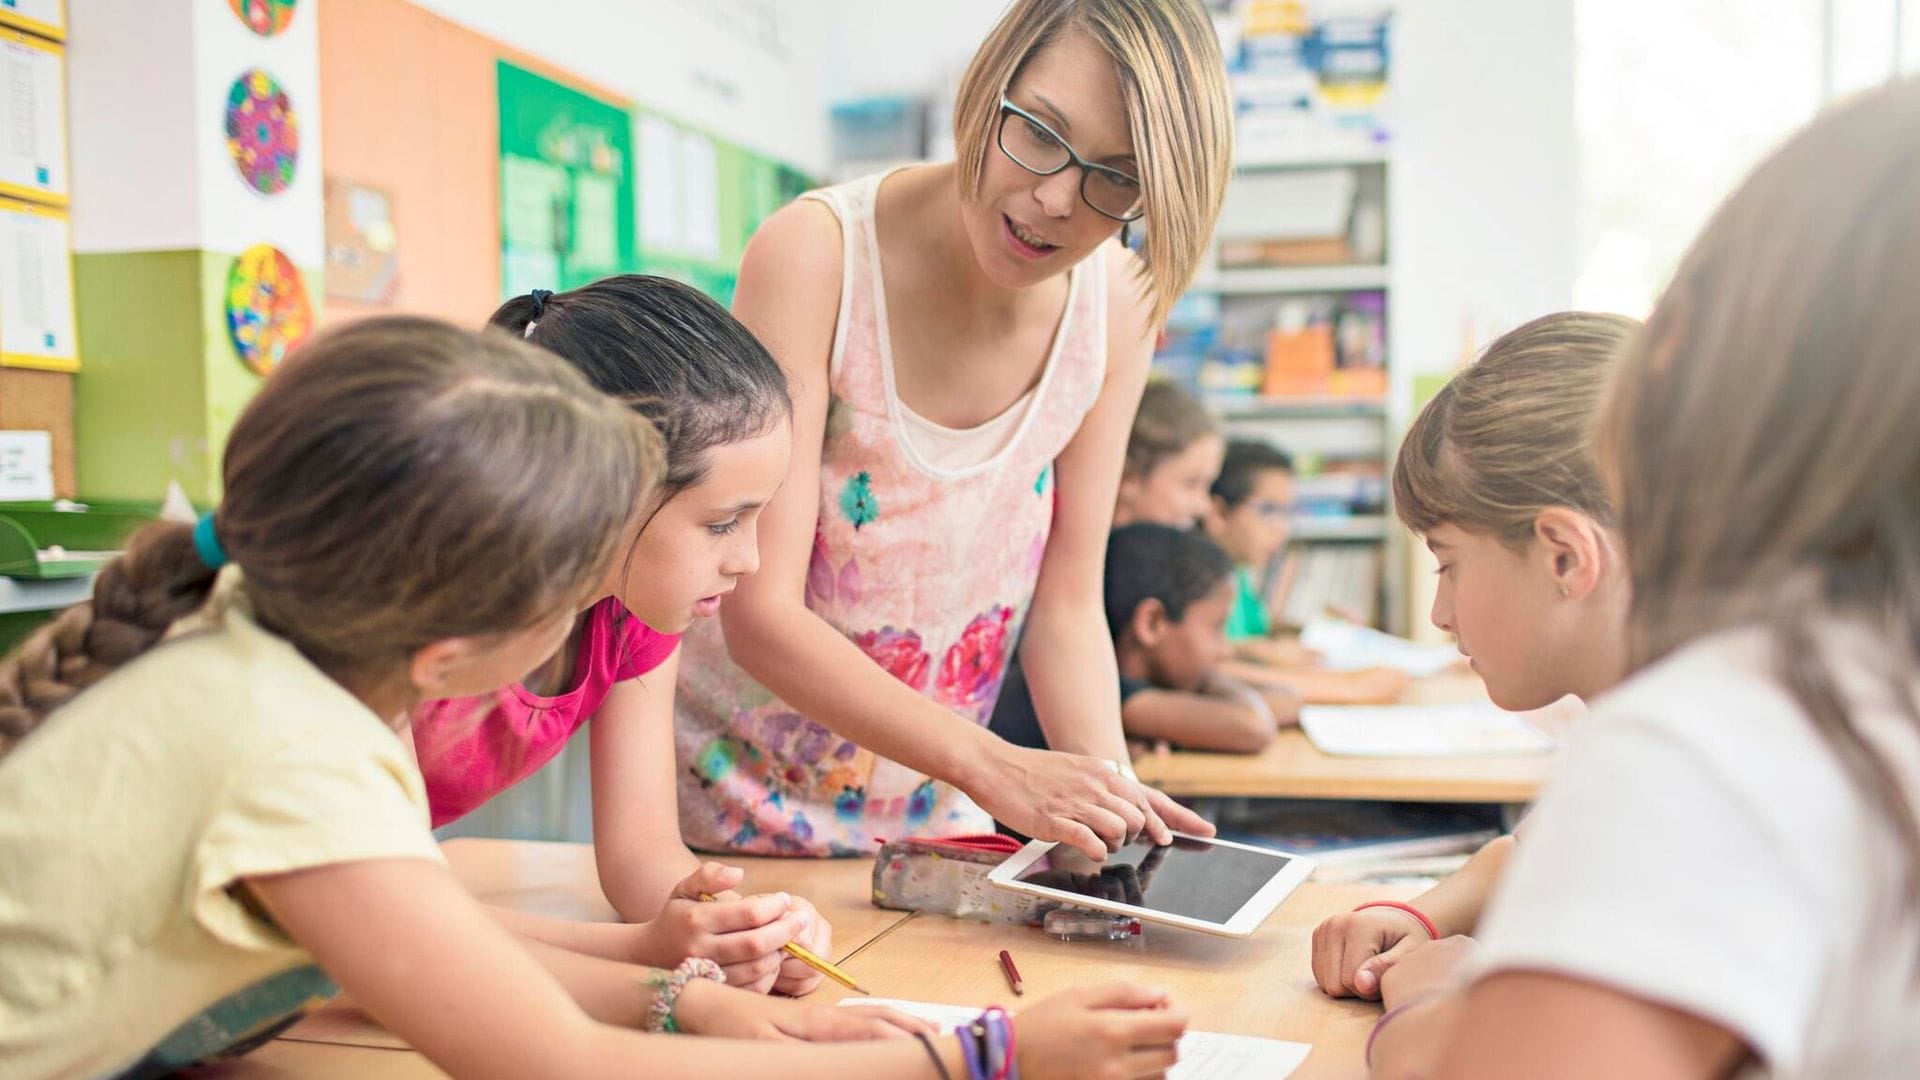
968, 743, 1213, 860
1015, 983, 1188, 1080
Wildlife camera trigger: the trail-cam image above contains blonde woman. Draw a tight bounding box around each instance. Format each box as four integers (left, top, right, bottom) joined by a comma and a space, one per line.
1368, 79, 1920, 1078
677, 0, 1233, 858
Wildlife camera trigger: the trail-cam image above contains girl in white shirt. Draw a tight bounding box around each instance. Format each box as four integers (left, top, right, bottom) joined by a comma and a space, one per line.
1369, 76, 1920, 1080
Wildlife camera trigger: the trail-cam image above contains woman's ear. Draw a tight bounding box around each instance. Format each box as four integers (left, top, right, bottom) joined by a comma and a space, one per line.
1532, 507, 1607, 600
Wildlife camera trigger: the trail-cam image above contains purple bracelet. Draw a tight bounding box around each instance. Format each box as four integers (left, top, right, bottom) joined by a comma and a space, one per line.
1364, 993, 1442, 1067
959, 1020, 989, 1080
982, 1007, 1018, 1080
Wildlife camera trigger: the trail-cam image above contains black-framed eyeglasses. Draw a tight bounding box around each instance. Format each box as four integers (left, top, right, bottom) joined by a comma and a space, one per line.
996, 98, 1144, 222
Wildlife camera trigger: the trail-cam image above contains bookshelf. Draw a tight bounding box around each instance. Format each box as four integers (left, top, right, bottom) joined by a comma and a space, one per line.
1157, 2, 1402, 632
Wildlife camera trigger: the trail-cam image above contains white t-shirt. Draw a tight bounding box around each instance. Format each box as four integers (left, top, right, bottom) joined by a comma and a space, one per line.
1473, 624, 1920, 1078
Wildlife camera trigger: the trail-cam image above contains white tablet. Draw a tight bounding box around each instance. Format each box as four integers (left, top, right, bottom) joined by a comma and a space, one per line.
986, 832, 1314, 938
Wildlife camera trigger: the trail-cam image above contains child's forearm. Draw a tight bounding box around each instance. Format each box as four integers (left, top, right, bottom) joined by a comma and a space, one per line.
1410, 835, 1514, 937
597, 839, 703, 924
1367, 992, 1463, 1079
485, 903, 646, 963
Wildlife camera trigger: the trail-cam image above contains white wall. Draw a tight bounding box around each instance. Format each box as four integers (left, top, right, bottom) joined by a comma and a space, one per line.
1389, 0, 1577, 382
405, 0, 835, 174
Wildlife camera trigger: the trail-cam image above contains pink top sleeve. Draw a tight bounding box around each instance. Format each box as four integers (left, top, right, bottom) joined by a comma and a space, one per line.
412, 599, 680, 828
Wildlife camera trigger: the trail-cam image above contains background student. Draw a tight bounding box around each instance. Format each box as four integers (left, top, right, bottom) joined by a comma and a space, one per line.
1114, 380, 1226, 528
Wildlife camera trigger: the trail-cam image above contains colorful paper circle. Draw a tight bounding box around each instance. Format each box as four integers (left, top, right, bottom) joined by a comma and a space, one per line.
226, 245, 313, 377
229, 0, 297, 37
225, 69, 299, 195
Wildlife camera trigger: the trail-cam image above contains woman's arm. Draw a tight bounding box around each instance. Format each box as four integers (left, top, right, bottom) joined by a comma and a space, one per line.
1018, 244, 1213, 834
718, 202, 1170, 859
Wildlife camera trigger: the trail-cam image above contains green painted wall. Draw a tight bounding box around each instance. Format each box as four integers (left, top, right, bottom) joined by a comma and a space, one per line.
73, 250, 318, 505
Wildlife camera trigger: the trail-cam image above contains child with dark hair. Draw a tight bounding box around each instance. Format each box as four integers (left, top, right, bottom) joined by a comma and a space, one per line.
1205, 439, 1298, 643
993, 523, 1300, 754
1206, 439, 1410, 702
411, 275, 828, 996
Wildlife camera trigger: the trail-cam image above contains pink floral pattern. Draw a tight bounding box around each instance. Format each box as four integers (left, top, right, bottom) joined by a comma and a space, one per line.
676, 169, 1108, 856
935, 607, 1014, 711
854, 626, 931, 691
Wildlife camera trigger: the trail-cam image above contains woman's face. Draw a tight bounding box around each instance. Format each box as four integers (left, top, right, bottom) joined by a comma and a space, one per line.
960, 28, 1138, 290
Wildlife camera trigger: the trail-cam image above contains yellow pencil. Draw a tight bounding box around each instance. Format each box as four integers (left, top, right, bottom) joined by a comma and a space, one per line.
699, 893, 871, 995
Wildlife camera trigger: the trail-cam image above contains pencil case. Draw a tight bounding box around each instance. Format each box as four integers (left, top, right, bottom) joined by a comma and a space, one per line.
870, 833, 1058, 926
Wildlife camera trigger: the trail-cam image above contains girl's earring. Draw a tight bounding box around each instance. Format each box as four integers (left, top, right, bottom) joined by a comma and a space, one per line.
1559, 585, 1572, 598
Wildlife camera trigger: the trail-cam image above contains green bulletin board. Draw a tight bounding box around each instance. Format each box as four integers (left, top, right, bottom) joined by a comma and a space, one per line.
497, 60, 635, 298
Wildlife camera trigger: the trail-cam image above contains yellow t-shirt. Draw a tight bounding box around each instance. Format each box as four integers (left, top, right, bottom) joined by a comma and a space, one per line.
0, 568, 445, 1079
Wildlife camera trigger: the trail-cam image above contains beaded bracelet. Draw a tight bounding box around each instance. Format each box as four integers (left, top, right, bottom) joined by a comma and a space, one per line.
645, 956, 725, 1033
1354, 900, 1440, 941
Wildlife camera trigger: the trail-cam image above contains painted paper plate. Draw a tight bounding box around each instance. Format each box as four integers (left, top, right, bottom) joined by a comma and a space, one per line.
226, 244, 312, 377
225, 69, 299, 195
229, 0, 297, 37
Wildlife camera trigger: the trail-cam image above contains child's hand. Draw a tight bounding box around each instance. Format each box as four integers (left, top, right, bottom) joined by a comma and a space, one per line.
771, 893, 833, 996
1379, 935, 1477, 1010
1015, 983, 1188, 1079
674, 979, 933, 1041
639, 861, 808, 993
1310, 905, 1431, 1000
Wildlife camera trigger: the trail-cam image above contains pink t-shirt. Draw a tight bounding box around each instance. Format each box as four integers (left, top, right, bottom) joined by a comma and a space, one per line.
413, 598, 679, 827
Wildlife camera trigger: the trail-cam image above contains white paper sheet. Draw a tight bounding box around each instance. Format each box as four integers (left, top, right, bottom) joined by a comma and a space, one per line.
838, 997, 1311, 1079
1300, 701, 1557, 757
1300, 619, 1464, 678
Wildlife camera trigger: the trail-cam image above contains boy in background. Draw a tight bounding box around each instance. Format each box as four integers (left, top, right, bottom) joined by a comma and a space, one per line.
991, 524, 1299, 754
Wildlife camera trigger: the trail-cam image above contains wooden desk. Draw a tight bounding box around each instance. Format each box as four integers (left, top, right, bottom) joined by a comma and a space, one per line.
816, 880, 1419, 1080
248, 841, 1412, 1079
1135, 677, 1578, 803
280, 838, 909, 1051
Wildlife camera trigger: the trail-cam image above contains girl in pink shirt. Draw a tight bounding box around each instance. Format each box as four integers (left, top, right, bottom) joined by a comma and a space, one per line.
410, 275, 820, 996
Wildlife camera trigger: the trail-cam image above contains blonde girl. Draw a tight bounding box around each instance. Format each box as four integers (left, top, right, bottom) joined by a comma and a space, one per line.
1369, 78, 1920, 1079
1114, 380, 1225, 527
1311, 310, 1639, 1000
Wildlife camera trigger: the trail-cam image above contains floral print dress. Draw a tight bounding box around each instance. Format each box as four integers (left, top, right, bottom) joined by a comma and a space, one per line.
674, 169, 1110, 855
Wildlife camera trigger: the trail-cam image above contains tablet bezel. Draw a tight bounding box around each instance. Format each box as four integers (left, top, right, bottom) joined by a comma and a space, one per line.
985, 831, 1315, 938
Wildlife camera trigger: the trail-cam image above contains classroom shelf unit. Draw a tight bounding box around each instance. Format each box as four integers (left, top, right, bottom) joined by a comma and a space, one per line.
1155, 147, 1406, 635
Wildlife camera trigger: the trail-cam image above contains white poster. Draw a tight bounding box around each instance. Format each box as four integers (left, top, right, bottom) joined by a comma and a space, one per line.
679, 128, 720, 260
0, 33, 67, 204
0, 198, 76, 369
638, 114, 684, 254
0, 430, 54, 502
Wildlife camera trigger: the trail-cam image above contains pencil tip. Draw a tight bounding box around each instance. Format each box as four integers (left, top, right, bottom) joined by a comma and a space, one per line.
852, 983, 871, 995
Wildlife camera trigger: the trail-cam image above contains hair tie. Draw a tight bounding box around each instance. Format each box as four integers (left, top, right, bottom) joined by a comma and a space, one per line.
192, 513, 229, 571
524, 289, 554, 339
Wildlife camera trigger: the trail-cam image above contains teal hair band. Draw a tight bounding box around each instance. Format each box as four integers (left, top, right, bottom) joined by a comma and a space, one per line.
193, 513, 229, 571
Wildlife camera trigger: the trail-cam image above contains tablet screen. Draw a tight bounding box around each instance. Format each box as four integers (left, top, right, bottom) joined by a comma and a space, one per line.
1008, 836, 1295, 924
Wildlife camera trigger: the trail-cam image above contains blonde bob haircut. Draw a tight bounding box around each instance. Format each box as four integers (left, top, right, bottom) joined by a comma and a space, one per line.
952, 0, 1233, 328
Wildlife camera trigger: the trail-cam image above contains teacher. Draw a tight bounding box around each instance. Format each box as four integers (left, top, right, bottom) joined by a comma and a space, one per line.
676, 0, 1233, 859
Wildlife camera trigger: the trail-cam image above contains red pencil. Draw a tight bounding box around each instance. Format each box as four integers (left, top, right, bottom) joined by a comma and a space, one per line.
998, 948, 1024, 996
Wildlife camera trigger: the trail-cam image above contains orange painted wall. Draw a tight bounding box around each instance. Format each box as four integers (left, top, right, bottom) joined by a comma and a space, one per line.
316, 0, 630, 327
